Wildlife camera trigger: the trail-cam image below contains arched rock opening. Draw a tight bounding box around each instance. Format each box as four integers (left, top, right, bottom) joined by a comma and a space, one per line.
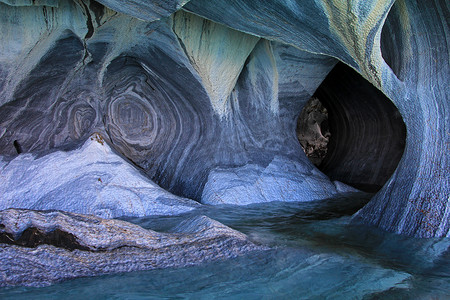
297, 62, 407, 193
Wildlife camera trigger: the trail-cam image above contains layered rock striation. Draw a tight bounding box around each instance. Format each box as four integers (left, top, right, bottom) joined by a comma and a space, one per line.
0, 0, 348, 207
0, 209, 263, 286
183, 0, 449, 237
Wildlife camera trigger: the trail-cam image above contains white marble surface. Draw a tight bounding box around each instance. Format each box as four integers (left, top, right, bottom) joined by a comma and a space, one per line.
0, 134, 200, 218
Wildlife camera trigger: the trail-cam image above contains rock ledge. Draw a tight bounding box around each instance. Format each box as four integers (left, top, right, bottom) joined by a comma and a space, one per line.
0, 209, 263, 287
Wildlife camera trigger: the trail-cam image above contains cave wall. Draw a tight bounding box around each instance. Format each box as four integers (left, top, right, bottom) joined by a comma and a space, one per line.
354, 0, 449, 238
0, 0, 343, 204
183, 0, 449, 237
0, 0, 448, 237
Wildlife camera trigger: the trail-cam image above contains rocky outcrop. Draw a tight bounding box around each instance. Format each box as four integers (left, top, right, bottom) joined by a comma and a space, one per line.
0, 209, 263, 286
0, 134, 200, 218
296, 97, 330, 166
202, 156, 353, 205
0, 0, 448, 238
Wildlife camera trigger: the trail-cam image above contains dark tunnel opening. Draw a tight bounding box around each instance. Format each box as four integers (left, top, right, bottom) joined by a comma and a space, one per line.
297, 62, 407, 193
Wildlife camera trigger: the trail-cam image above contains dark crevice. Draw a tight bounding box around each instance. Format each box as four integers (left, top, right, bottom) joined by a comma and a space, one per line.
42, 7, 48, 28
89, 0, 105, 26
0, 227, 90, 251
13, 140, 22, 154
80, 1, 95, 40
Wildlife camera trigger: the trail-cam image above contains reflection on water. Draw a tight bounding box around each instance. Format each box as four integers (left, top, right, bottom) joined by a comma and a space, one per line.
1, 193, 449, 299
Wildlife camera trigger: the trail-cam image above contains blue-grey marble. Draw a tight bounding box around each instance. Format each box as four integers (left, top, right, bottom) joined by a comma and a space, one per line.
0, 134, 200, 218
202, 155, 350, 205
0, 0, 447, 238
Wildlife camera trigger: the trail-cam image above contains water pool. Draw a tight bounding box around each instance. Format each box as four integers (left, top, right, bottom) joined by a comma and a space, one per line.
1, 194, 449, 299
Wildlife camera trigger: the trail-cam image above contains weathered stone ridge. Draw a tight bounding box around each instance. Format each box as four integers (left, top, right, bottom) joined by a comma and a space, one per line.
0, 209, 263, 286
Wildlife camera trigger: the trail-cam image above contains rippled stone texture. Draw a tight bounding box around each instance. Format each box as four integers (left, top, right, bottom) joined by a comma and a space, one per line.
202, 156, 358, 205
0, 0, 448, 238
0, 209, 263, 286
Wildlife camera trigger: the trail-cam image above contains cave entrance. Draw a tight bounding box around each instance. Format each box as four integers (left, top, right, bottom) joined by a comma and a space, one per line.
297, 62, 406, 193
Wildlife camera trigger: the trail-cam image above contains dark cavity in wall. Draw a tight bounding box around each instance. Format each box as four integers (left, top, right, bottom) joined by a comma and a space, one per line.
299, 62, 406, 193
13, 140, 22, 154
0, 227, 89, 251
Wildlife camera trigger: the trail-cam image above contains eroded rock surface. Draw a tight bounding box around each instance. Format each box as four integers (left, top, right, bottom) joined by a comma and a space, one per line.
0, 209, 263, 286
0, 134, 200, 218
0, 2, 343, 206
0, 0, 448, 238
202, 156, 349, 205
184, 0, 450, 237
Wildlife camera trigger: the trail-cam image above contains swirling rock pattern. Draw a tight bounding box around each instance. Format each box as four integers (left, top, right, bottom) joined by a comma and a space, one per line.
0, 0, 448, 237
97, 19, 341, 201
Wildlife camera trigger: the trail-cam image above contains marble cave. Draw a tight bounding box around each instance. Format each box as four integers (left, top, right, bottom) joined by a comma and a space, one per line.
0, 0, 448, 297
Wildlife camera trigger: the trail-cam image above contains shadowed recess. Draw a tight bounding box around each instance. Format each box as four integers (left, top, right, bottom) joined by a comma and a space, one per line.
314, 62, 407, 192
0, 227, 90, 251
